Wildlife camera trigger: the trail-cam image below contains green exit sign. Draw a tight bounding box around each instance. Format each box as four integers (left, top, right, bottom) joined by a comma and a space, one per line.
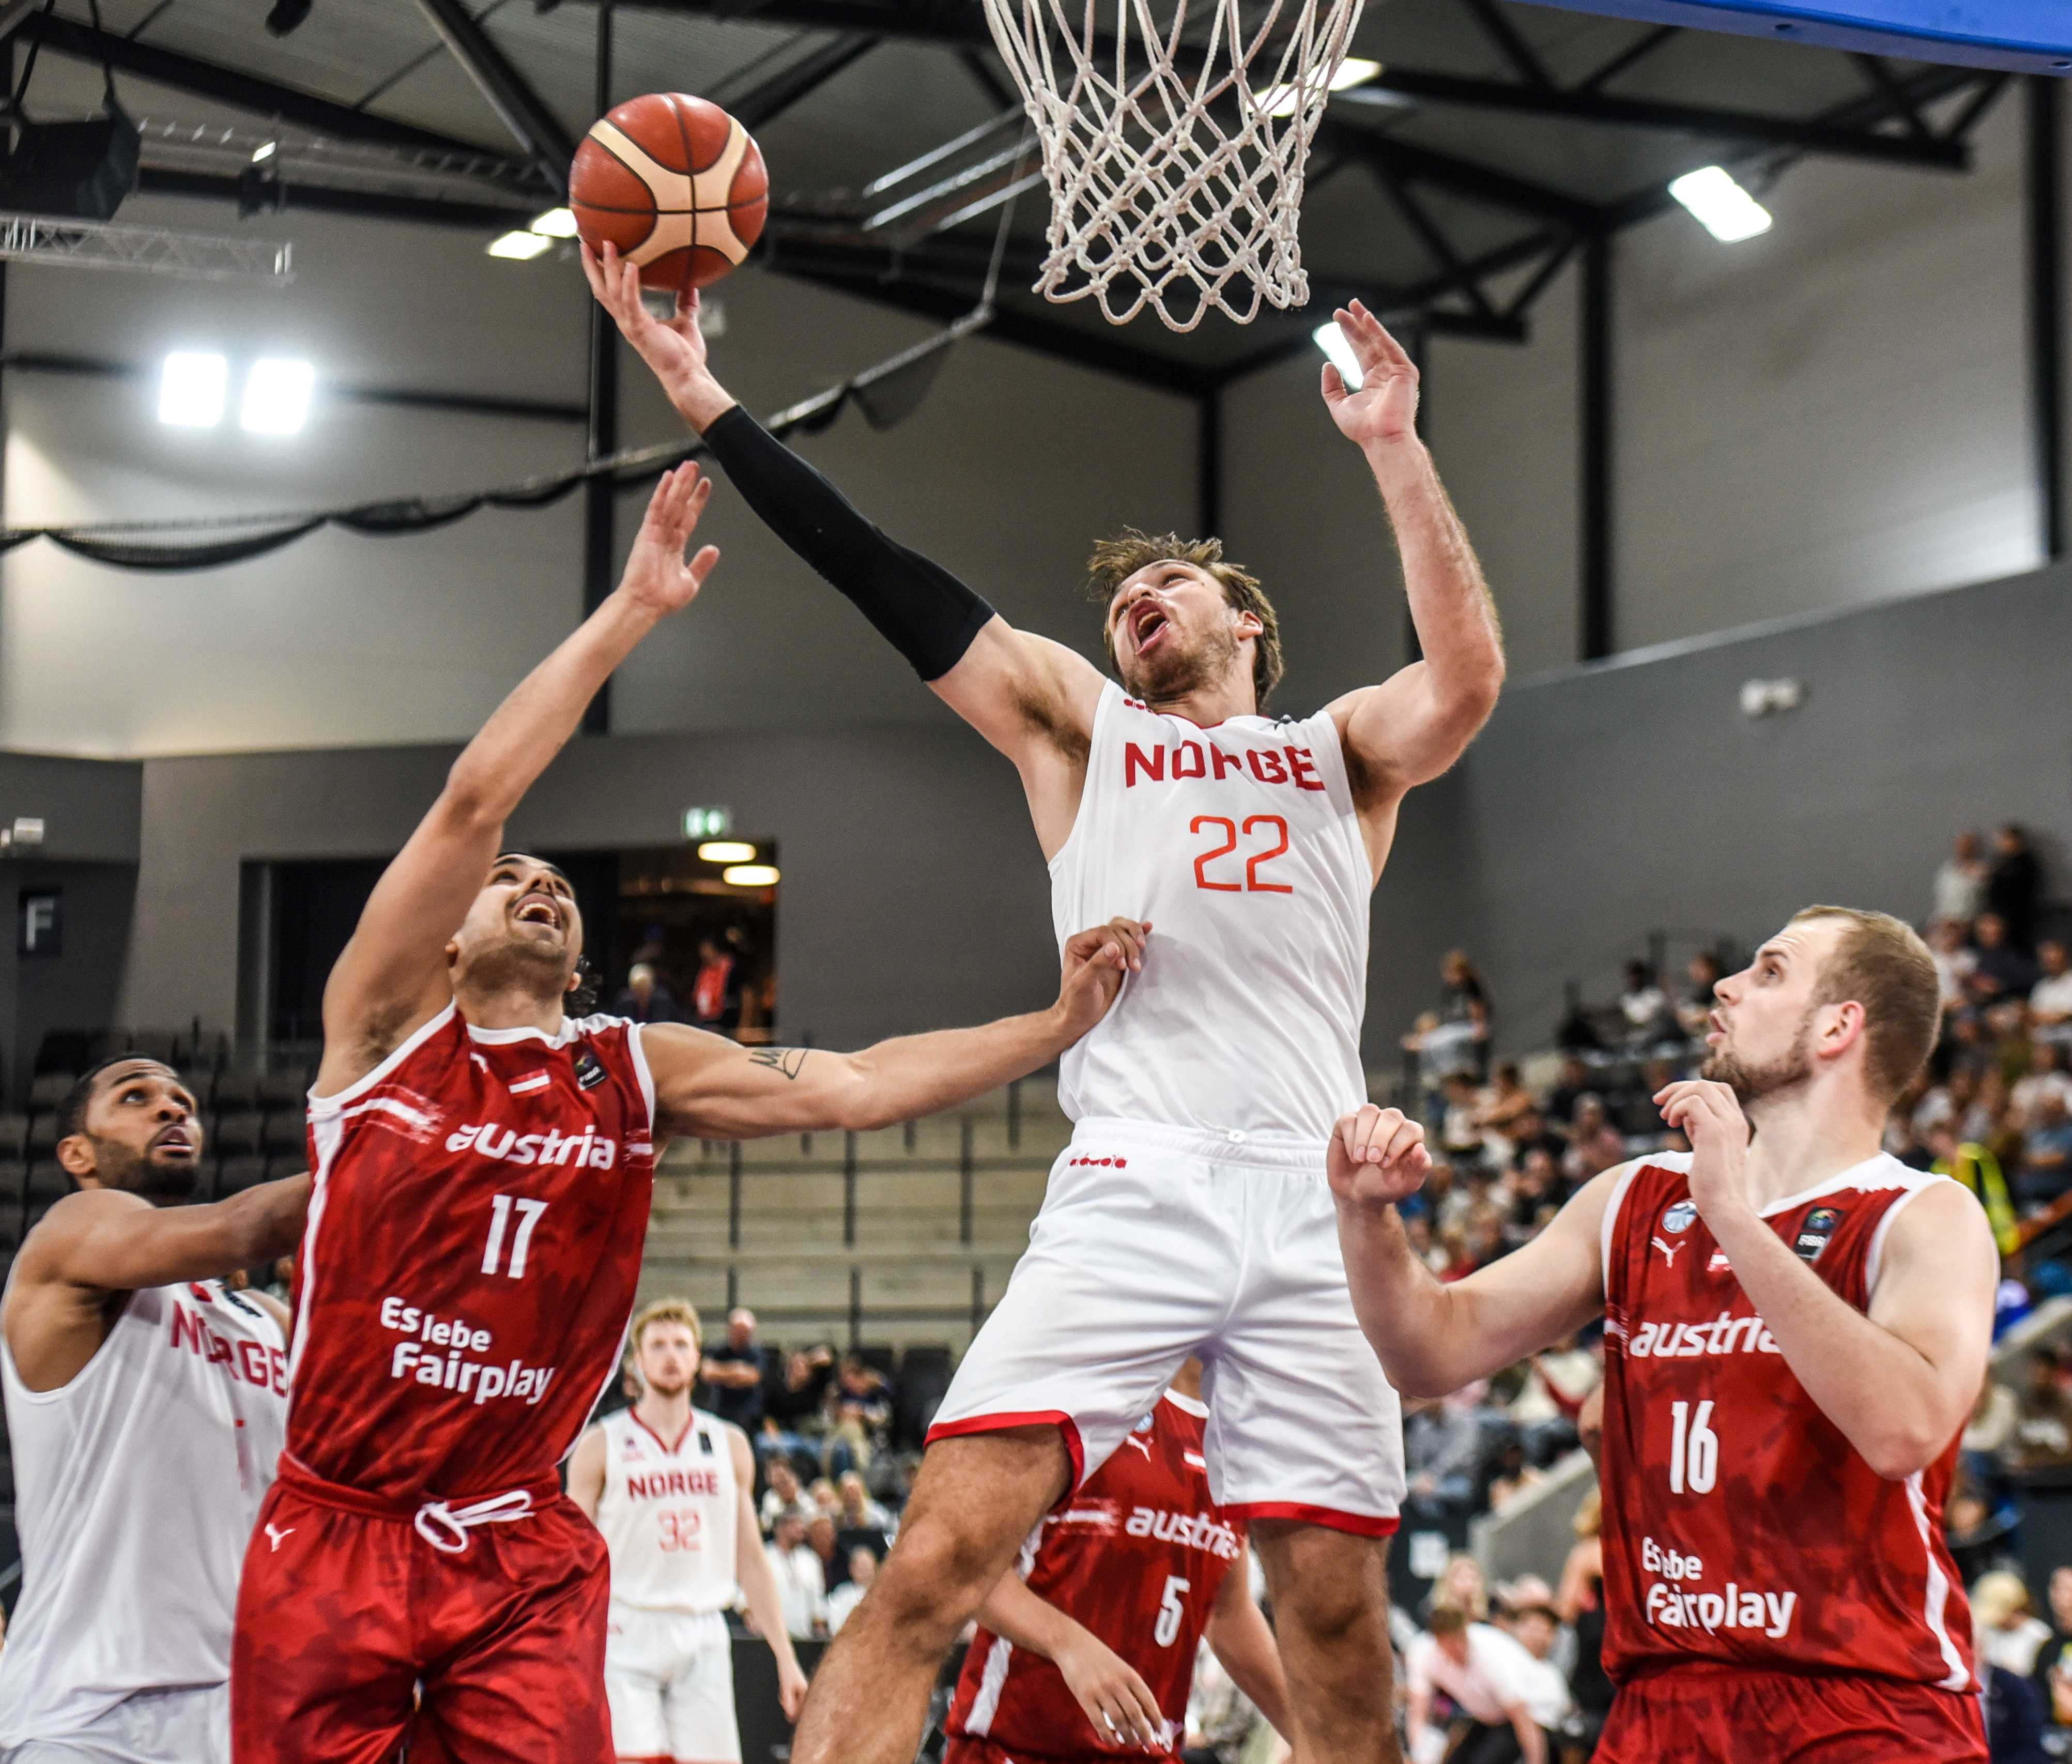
683, 806, 733, 839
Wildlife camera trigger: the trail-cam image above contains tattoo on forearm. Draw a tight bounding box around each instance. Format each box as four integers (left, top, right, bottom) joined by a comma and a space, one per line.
749, 1048, 810, 1080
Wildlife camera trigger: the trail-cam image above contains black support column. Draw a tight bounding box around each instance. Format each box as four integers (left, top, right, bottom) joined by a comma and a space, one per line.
581, 0, 617, 734
2028, 75, 2064, 562
1198, 384, 1221, 539
1579, 231, 1614, 662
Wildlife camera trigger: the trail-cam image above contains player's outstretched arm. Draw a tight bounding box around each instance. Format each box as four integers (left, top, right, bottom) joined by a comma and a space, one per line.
317, 467, 719, 1089
1203, 1546, 1290, 1739
1661, 1078, 1999, 1479
1330, 1105, 1614, 1398
641, 919, 1147, 1142
566, 1423, 607, 1521
1318, 304, 1503, 848
728, 1426, 810, 1720
973, 1570, 1166, 1749
582, 244, 1104, 789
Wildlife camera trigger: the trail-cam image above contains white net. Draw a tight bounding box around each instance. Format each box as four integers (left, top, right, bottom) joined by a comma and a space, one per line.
980, 0, 1364, 332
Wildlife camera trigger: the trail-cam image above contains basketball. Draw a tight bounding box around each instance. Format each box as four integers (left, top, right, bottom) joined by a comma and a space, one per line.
571, 93, 769, 295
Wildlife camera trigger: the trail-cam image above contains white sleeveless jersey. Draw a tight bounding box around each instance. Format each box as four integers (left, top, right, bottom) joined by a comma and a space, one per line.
1053, 682, 1371, 1140
596, 1405, 740, 1615
0, 1278, 287, 1742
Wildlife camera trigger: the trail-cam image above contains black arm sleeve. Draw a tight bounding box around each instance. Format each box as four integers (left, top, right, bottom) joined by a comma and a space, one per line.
702, 403, 995, 682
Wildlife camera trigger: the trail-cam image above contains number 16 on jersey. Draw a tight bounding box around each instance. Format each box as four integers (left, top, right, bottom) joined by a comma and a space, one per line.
1668, 1399, 1718, 1495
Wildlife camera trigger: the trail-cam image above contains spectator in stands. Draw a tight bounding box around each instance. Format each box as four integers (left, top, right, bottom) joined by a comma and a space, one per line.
2012, 1042, 2072, 1130
1476, 1063, 1537, 1140
609, 960, 681, 1024
690, 934, 742, 1033
1979, 1606, 2054, 1764
1543, 1056, 1591, 1134
1676, 951, 1723, 1041
807, 1477, 842, 1520
1965, 1377, 2021, 1476
1404, 1605, 1566, 1764
1407, 1010, 1482, 1126
1501, 1108, 1567, 1177
1558, 1490, 1613, 1756
1498, 1150, 1560, 1253
823, 1353, 892, 1475
764, 1507, 826, 1640
1937, 831, 1991, 925
2029, 1566, 2072, 1718
1947, 1481, 2017, 1589
1509, 1337, 1597, 1466
1990, 825, 2045, 953
835, 1469, 892, 1534
1182, 1635, 1263, 1764
807, 1511, 848, 1596
1405, 1388, 1489, 1520
1972, 915, 2041, 1008
2034, 942, 2072, 1047
1617, 960, 1674, 1047
761, 1343, 836, 1471
760, 1456, 805, 1536
1929, 919, 1977, 1017
2013, 1348, 2072, 1470
1435, 1554, 1492, 1623
1441, 949, 1493, 1071
2017, 1091, 2072, 1207
1976, 1571, 2054, 1676
697, 1308, 769, 1434
1560, 1097, 1625, 1186
1441, 1074, 1490, 1169
826, 1547, 877, 1634
1484, 1438, 1540, 1512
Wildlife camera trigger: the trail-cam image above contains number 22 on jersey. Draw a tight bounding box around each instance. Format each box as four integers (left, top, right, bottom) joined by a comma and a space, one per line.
1191, 815, 1292, 894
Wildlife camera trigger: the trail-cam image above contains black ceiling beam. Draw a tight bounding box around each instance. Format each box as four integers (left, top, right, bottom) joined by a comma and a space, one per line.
415, 0, 576, 194
21, 11, 539, 170
1575, 24, 1679, 94
715, 32, 880, 127
1336, 68, 1969, 170
1457, 0, 1554, 89
138, 165, 534, 229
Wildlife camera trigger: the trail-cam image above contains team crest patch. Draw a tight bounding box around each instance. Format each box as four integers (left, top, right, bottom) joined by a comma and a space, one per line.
1794, 1207, 1844, 1262
572, 1050, 608, 1091
1662, 1200, 1698, 1234
699, 1430, 715, 1455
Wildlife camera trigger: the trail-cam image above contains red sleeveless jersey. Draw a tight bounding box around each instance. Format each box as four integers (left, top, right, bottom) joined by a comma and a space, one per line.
285, 1005, 656, 1502
1599, 1151, 1976, 1694
947, 1391, 1244, 1758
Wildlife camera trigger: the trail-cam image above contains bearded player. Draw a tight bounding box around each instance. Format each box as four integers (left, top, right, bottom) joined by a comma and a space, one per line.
569, 1297, 808, 1763
946, 1360, 1289, 1764
1331, 907, 1996, 1762
228, 462, 1147, 1763
590, 243, 1503, 1764
0, 1057, 304, 1763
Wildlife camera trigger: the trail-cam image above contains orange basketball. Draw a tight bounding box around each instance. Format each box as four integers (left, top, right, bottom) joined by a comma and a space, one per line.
571, 93, 769, 294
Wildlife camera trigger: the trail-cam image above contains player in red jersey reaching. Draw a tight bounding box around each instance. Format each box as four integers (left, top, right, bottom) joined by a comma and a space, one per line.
1330, 906, 1998, 1763
945, 1361, 1290, 1764
228, 464, 1147, 1764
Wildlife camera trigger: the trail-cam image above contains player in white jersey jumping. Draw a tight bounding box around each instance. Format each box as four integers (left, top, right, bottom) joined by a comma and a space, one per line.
570, 1297, 808, 1764
591, 245, 1505, 1764
0, 1056, 309, 1763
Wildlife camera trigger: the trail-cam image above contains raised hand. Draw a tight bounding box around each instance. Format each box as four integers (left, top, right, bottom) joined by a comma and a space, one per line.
1054, 917, 1152, 1037
580, 241, 729, 427
1319, 300, 1420, 451
1652, 1078, 1754, 1223
615, 463, 720, 619
1326, 1103, 1432, 1209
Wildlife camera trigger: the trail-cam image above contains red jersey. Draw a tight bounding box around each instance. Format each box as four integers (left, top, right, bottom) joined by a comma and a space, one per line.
1600, 1151, 1976, 1694
285, 1005, 656, 1502
947, 1391, 1244, 1759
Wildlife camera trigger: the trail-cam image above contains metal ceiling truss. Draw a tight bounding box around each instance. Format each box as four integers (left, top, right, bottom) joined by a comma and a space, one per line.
415, 0, 576, 193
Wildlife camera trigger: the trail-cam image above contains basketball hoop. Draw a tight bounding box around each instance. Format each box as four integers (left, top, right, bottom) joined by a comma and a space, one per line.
980, 0, 1363, 332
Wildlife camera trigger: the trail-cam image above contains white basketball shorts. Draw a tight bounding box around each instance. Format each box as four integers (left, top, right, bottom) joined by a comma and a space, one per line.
927, 1118, 1405, 1533
602, 1605, 739, 1764
0, 1685, 227, 1764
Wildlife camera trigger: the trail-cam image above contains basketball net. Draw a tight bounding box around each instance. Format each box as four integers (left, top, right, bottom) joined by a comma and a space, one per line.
981, 0, 1363, 332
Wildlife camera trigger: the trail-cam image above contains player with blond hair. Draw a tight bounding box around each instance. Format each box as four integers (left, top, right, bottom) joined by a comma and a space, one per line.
571, 1297, 802, 1764
1330, 908, 1997, 1762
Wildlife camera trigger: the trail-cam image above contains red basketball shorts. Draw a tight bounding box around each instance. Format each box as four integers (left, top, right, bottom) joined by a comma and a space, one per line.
1598, 1664, 1986, 1764
231, 1461, 612, 1764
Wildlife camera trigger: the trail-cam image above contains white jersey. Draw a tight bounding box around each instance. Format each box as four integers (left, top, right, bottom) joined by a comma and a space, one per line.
596, 1404, 740, 1614
0, 1277, 286, 1744
1053, 681, 1372, 1140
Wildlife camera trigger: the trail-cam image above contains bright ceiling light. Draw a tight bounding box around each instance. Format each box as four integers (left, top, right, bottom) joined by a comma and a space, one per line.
1668, 165, 1772, 243
698, 840, 757, 864
1313, 320, 1363, 391
1260, 56, 1384, 118
723, 864, 781, 887
159, 351, 227, 427
487, 229, 552, 260
240, 358, 314, 435
251, 140, 278, 164
529, 206, 579, 237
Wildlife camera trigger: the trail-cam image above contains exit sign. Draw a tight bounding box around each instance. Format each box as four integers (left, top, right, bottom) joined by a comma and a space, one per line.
683, 806, 733, 839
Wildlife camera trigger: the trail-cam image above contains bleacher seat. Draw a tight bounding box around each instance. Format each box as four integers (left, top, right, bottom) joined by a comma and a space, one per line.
212, 1113, 263, 1159
26, 1073, 71, 1112
216, 1156, 268, 1197
258, 1070, 309, 1112
0, 1117, 27, 1161
124, 1030, 181, 1065
209, 1070, 262, 1113
25, 1117, 57, 1159
854, 1343, 897, 1381
893, 1346, 953, 1450
0, 1163, 27, 1215
262, 1113, 307, 1157
23, 1164, 70, 1213
32, 1031, 105, 1078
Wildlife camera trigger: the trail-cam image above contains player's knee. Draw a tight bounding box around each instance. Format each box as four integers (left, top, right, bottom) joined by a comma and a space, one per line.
1278, 1571, 1386, 1659
874, 1518, 1007, 1628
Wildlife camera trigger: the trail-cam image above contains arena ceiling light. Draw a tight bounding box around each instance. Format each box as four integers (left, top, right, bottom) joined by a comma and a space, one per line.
529, 207, 579, 238
240, 359, 314, 435
158, 351, 227, 427
723, 864, 780, 887
1312, 320, 1363, 390
251, 140, 278, 164
487, 229, 552, 260
698, 840, 757, 864
1260, 57, 1383, 118
1668, 166, 1773, 243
